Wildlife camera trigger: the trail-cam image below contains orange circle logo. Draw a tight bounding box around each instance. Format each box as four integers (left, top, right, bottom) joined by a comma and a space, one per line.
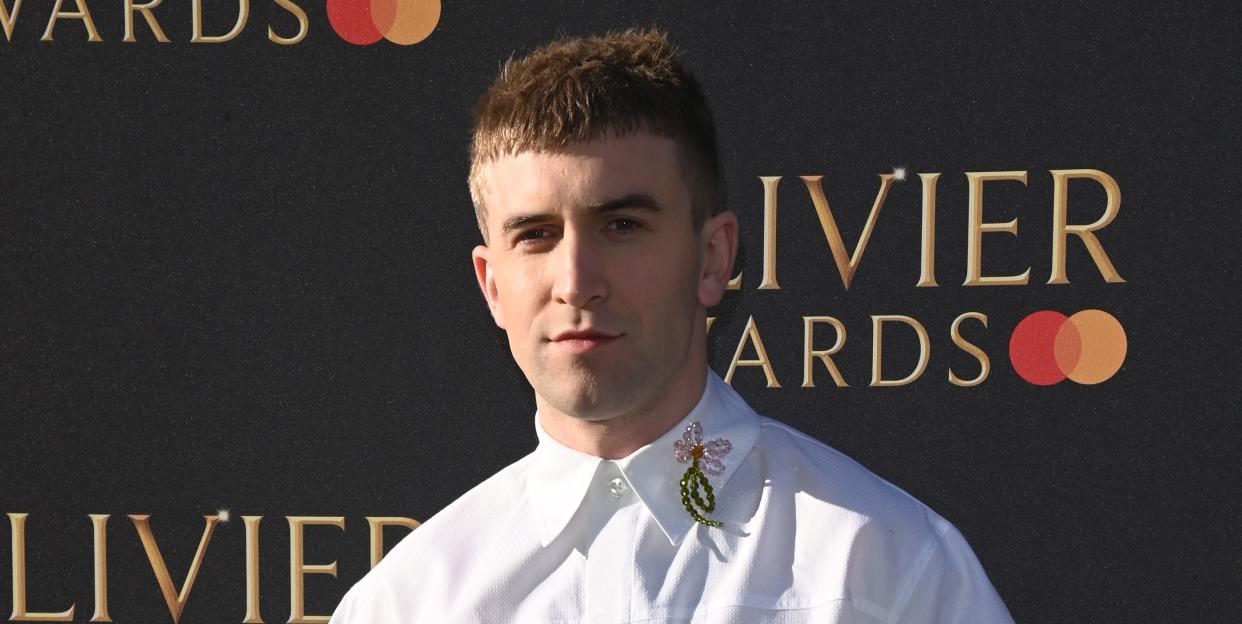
1009, 309, 1127, 385
327, 0, 440, 45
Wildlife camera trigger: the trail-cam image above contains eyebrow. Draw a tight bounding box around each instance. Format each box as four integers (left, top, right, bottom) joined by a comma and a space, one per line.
500, 193, 665, 235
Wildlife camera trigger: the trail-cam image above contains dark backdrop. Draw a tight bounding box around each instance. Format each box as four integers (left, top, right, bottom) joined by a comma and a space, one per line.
1, 1, 1238, 622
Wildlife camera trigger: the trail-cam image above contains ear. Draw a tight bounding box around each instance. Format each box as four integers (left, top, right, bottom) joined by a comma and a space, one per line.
697, 210, 739, 308
472, 244, 506, 329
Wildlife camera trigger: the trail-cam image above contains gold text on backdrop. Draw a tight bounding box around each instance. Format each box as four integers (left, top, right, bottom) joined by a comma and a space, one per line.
726, 169, 1123, 291
4, 512, 420, 623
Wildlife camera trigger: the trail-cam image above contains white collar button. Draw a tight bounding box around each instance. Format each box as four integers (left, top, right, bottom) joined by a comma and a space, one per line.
607, 476, 629, 499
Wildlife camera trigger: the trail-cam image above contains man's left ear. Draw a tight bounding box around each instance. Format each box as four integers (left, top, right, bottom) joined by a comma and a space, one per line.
698, 210, 739, 308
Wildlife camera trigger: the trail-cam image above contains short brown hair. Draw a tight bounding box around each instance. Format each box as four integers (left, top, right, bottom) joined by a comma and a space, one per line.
468, 27, 724, 241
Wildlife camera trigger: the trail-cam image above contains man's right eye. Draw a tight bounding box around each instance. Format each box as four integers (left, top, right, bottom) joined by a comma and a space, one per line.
519, 228, 551, 243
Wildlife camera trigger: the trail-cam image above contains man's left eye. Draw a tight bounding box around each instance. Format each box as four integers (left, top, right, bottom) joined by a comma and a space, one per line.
606, 218, 641, 232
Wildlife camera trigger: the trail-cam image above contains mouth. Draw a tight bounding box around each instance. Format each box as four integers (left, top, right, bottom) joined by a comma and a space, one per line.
550, 330, 622, 354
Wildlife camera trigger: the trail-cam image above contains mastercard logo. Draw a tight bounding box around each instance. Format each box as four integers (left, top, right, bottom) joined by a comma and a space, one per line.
327, 0, 441, 45
1008, 309, 1127, 385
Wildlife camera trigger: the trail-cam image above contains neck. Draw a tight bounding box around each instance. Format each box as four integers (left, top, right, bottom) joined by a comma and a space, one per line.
537, 363, 708, 460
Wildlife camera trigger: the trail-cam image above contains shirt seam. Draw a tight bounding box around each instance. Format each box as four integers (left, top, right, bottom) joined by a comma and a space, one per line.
624, 595, 850, 623
886, 526, 945, 624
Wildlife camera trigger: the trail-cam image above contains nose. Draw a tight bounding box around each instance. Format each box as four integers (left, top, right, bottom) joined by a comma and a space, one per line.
551, 229, 609, 309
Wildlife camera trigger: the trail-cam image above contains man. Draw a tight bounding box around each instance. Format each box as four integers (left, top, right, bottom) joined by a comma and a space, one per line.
331, 28, 1013, 623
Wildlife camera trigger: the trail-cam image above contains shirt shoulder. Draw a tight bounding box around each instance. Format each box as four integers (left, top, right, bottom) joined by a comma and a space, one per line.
744, 416, 1012, 623
329, 451, 540, 624
752, 416, 940, 530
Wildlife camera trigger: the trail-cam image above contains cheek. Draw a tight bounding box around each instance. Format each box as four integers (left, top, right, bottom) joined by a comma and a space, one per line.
668, 243, 703, 297
497, 264, 547, 334
630, 248, 701, 319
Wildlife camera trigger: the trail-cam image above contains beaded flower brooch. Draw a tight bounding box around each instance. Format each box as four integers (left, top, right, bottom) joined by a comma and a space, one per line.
674, 421, 732, 527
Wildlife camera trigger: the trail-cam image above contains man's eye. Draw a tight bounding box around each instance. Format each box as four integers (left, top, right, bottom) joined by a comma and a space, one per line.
519, 228, 550, 242
607, 218, 641, 232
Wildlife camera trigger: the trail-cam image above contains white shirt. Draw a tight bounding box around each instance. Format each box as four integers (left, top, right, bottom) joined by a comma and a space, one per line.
331, 370, 1014, 623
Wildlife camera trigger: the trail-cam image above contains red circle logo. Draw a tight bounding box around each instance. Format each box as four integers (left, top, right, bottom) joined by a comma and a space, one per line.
1009, 309, 1127, 385
327, 0, 441, 45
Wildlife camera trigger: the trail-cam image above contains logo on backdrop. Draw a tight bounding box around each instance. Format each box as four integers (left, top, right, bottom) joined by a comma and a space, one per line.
0, 0, 441, 45
327, 0, 439, 45
1009, 309, 1127, 385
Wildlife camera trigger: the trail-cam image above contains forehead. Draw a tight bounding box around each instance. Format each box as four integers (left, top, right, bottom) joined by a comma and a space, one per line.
478, 133, 692, 220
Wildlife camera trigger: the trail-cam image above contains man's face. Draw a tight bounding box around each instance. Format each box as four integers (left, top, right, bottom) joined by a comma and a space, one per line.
472, 133, 730, 422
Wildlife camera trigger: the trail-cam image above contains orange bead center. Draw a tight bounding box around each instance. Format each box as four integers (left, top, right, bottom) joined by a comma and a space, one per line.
691, 445, 705, 458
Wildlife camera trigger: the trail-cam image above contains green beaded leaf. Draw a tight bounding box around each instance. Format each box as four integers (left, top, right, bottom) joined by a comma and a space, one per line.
679, 459, 723, 527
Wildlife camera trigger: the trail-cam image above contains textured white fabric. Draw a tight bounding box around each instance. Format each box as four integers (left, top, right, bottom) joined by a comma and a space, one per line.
331, 369, 1014, 623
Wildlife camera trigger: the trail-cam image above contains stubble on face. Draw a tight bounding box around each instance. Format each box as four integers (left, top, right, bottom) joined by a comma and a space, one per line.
475, 134, 708, 428
529, 263, 701, 424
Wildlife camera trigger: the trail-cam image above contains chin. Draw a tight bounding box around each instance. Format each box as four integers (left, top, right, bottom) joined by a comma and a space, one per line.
556, 392, 627, 422
545, 379, 639, 422
529, 357, 665, 420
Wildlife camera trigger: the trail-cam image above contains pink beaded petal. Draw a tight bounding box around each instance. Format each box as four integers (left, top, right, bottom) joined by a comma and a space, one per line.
701, 456, 726, 476
675, 421, 706, 464
702, 438, 732, 458
674, 440, 692, 464
686, 421, 703, 445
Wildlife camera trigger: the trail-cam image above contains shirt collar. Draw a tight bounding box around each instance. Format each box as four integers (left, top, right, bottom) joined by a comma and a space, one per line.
526, 368, 762, 547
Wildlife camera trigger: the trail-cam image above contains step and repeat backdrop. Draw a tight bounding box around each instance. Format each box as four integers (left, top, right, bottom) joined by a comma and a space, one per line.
1, 1, 1237, 622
